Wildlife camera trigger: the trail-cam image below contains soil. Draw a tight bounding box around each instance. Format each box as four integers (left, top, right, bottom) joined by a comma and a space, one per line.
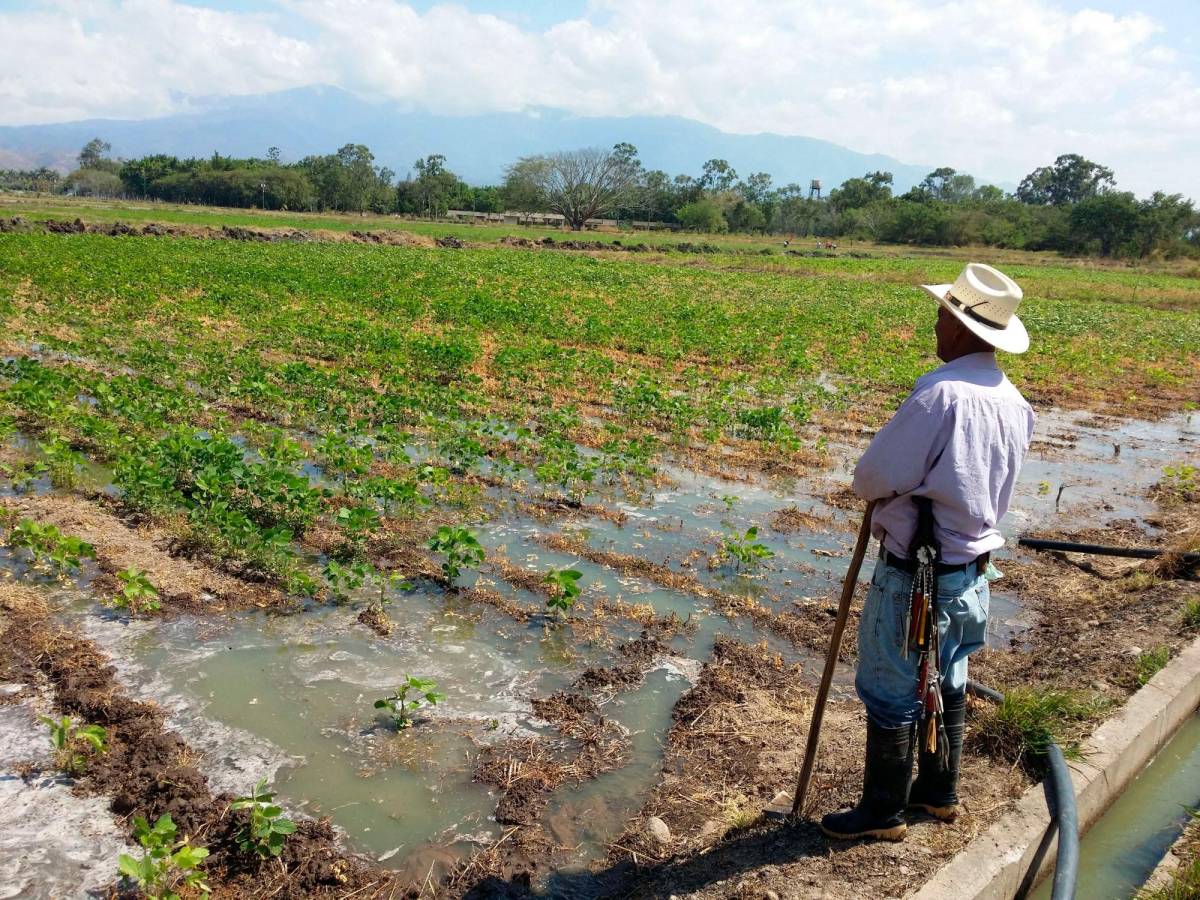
356, 604, 394, 636
0, 580, 405, 899
2, 493, 286, 612
579, 637, 1026, 900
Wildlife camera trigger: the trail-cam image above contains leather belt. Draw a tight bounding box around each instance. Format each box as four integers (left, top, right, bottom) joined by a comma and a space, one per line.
883, 549, 989, 577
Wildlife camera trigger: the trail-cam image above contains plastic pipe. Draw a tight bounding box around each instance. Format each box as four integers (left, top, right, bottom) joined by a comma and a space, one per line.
1018, 537, 1199, 565
968, 680, 1079, 900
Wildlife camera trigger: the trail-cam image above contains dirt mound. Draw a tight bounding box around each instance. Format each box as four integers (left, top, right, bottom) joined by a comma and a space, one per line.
0, 215, 31, 233
436, 235, 466, 248
220, 224, 310, 242
0, 581, 394, 898
2, 494, 285, 612
671, 241, 722, 254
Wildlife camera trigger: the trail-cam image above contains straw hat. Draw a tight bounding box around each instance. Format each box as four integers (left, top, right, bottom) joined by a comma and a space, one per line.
920, 263, 1029, 354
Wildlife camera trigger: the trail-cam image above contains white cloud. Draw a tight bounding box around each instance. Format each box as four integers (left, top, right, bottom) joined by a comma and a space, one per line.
0, 0, 1195, 196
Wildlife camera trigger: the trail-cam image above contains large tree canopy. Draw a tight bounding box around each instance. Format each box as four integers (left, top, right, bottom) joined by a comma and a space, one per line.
1017, 153, 1115, 206
503, 145, 642, 229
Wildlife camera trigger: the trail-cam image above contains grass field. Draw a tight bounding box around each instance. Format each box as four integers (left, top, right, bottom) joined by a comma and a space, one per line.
0, 197, 1198, 898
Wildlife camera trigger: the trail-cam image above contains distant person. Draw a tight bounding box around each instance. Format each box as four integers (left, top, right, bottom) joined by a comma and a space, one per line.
821, 263, 1035, 842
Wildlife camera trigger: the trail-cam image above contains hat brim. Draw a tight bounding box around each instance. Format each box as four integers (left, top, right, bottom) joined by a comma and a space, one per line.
920, 283, 1029, 354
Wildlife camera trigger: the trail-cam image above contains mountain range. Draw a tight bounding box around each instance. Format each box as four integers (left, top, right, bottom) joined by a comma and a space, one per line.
0, 86, 940, 192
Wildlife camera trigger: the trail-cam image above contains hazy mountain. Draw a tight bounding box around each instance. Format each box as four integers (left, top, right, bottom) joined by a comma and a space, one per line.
0, 85, 936, 192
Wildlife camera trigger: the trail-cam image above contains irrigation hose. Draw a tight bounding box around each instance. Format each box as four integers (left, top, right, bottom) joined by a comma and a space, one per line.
965, 679, 1078, 900
1017, 537, 1200, 565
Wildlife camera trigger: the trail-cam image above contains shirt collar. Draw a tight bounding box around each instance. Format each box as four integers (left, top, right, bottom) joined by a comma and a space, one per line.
935, 352, 999, 374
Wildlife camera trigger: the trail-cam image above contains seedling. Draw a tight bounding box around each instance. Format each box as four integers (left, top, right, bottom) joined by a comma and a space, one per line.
38, 434, 85, 489
719, 526, 774, 571
428, 525, 484, 582
334, 503, 381, 559
118, 813, 211, 899
230, 778, 297, 857
375, 676, 445, 729
543, 568, 583, 616
5, 518, 96, 576
108, 567, 161, 615
39, 715, 107, 775
1184, 599, 1200, 630
322, 558, 373, 604
1156, 463, 1198, 504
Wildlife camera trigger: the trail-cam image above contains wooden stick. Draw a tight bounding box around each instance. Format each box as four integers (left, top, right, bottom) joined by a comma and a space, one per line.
791, 499, 878, 817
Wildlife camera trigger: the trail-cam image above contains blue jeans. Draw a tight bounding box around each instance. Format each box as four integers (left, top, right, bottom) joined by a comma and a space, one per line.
855, 557, 989, 729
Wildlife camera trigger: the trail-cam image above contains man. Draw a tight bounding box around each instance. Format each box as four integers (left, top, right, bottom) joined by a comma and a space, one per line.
821, 262, 1036, 842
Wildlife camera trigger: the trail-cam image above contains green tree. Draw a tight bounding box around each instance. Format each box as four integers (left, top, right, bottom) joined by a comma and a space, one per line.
502, 145, 641, 229
699, 158, 738, 192
1135, 192, 1197, 258
828, 171, 893, 212
1017, 153, 1115, 206
1068, 191, 1140, 256
676, 198, 727, 232
915, 167, 977, 203
78, 137, 112, 169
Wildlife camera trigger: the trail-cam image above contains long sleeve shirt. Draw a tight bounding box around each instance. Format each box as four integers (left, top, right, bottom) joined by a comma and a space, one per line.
852, 352, 1035, 564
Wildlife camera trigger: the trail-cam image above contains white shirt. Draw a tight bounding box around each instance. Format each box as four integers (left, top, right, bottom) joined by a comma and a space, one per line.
852, 352, 1035, 564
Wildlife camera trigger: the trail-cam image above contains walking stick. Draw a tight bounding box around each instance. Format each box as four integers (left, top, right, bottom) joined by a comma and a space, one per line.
791, 498, 878, 817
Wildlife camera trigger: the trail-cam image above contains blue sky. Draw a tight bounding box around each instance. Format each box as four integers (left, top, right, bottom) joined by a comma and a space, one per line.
0, 0, 1196, 195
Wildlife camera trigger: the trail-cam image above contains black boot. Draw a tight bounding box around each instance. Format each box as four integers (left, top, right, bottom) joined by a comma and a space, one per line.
820, 721, 913, 841
908, 691, 966, 822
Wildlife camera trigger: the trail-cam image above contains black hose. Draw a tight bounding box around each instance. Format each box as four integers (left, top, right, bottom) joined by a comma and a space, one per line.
968, 679, 1079, 900
1017, 537, 1200, 564
1046, 744, 1079, 900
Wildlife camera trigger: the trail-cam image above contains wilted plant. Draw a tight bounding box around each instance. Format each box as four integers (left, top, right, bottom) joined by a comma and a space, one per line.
108, 567, 161, 615
40, 715, 107, 774
428, 525, 484, 582
544, 568, 583, 616
375, 676, 445, 729
118, 813, 210, 899
230, 778, 297, 858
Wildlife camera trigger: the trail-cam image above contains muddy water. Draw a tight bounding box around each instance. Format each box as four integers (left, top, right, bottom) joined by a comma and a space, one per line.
2, 407, 1195, 890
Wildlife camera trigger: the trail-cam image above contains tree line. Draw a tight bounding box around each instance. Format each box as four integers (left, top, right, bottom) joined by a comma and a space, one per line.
1, 137, 1195, 259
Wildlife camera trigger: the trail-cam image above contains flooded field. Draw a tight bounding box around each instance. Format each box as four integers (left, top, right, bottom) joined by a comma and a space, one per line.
1, 223, 1198, 898
3, 403, 1195, 896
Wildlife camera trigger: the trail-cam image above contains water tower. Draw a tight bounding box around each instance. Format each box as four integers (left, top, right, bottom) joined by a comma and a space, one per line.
809, 179, 822, 200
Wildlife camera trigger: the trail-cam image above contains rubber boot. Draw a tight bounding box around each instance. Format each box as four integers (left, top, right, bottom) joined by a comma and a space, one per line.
908, 691, 966, 822
820, 721, 913, 841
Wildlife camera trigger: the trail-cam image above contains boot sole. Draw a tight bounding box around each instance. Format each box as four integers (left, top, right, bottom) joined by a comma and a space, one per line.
820, 822, 907, 842
908, 802, 958, 822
